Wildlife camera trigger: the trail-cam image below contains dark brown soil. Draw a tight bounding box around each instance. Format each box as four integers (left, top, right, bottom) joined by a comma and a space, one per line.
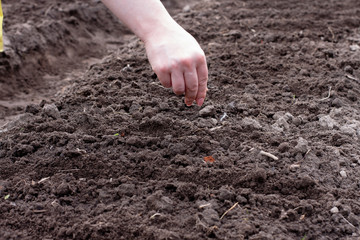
1, 0, 360, 239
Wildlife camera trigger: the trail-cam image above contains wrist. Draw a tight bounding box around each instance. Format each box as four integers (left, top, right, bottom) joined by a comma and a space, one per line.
141, 18, 182, 44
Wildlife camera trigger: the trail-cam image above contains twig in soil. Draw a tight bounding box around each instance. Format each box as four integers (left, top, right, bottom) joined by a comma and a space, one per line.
121, 64, 131, 72
346, 74, 360, 83
289, 164, 301, 170
319, 86, 332, 101
206, 226, 218, 235
220, 202, 239, 220
340, 214, 357, 229
199, 203, 211, 209
328, 26, 335, 40
51, 200, 60, 207
259, 150, 279, 161
220, 112, 227, 122
149, 213, 162, 219
210, 126, 222, 132
302, 149, 312, 160
38, 177, 50, 184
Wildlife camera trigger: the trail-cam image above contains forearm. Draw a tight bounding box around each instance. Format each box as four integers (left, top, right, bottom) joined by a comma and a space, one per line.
101, 0, 181, 42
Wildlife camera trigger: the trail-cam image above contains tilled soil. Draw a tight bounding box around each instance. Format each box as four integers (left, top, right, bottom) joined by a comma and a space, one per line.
1, 0, 360, 239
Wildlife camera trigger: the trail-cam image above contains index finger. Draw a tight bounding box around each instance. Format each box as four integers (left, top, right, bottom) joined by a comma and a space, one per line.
195, 58, 208, 106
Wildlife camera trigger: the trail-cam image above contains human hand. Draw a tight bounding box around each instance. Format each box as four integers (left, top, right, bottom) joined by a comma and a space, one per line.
144, 24, 208, 107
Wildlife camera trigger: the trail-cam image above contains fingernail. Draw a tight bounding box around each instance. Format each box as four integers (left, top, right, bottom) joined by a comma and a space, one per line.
185, 98, 192, 106
197, 98, 204, 106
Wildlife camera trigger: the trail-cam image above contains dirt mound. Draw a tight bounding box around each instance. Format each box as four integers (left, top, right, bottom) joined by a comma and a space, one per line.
1, 0, 360, 239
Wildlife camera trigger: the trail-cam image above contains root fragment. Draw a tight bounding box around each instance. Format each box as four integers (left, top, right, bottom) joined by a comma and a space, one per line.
320, 86, 332, 101
150, 213, 162, 219
259, 150, 279, 160
328, 26, 335, 40
220, 202, 239, 220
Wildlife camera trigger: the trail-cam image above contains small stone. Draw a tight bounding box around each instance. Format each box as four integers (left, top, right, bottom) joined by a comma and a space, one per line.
340, 125, 356, 136
43, 104, 60, 119
272, 117, 290, 131
340, 170, 347, 178
55, 183, 72, 197
200, 208, 220, 226
242, 117, 262, 130
292, 117, 302, 126
159, 102, 169, 111
199, 105, 216, 117
330, 207, 339, 214
146, 191, 174, 212
319, 115, 337, 129
197, 118, 217, 128
295, 137, 309, 154
350, 44, 360, 51
183, 4, 191, 12
331, 98, 343, 108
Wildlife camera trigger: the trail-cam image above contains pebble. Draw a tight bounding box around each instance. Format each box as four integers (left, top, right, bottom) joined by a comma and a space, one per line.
330, 207, 339, 214
201, 208, 220, 226
272, 117, 290, 131
350, 44, 360, 51
43, 103, 60, 119
197, 118, 217, 128
183, 4, 191, 12
199, 105, 216, 117
295, 137, 309, 154
340, 170, 347, 178
331, 98, 343, 108
340, 125, 356, 136
242, 117, 262, 130
319, 115, 337, 129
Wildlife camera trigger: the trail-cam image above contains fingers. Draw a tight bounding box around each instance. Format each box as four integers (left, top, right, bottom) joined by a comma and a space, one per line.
171, 70, 185, 96
184, 69, 198, 106
156, 69, 172, 88
153, 54, 208, 107
195, 57, 208, 106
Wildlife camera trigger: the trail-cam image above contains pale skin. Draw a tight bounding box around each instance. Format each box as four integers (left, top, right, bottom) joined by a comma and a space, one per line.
101, 0, 208, 106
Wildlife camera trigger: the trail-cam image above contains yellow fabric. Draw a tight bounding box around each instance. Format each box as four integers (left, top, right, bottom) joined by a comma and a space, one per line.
0, 0, 3, 52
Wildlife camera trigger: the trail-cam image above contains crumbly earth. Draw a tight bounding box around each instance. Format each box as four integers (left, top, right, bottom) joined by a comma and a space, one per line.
1, 0, 360, 239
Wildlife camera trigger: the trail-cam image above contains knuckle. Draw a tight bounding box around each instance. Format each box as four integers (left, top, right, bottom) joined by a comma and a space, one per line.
195, 52, 206, 64
195, 54, 206, 64
198, 77, 208, 87
153, 65, 170, 74
180, 58, 193, 69
187, 84, 198, 93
